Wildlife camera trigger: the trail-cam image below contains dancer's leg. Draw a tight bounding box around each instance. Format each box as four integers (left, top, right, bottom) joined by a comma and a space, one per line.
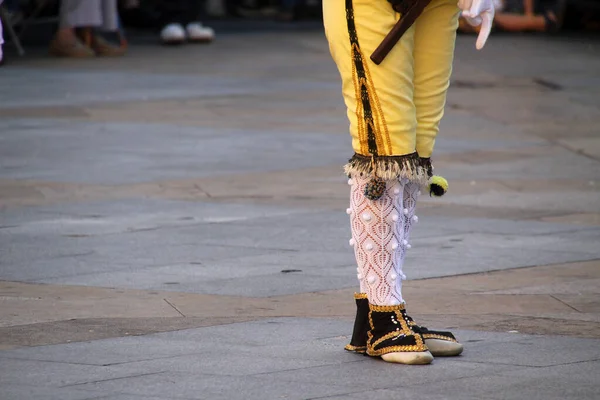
323, 0, 418, 161
409, 3, 464, 355
347, 175, 432, 364
413, 0, 460, 158
402, 182, 463, 356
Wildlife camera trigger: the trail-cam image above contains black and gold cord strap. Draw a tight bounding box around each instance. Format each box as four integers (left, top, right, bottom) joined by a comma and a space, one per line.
345, 0, 379, 156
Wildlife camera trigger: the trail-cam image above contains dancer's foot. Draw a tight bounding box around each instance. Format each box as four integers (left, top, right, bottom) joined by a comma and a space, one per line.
381, 351, 433, 365
423, 338, 464, 357
366, 303, 433, 365
348, 294, 463, 357
406, 318, 464, 357
344, 293, 369, 354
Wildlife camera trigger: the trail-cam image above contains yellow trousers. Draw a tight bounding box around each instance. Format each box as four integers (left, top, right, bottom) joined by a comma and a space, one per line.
324, 0, 459, 177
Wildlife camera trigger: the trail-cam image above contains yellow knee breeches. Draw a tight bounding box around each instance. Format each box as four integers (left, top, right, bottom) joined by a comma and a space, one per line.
324, 0, 459, 180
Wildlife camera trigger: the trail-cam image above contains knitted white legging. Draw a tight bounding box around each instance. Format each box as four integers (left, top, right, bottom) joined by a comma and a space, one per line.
348, 175, 420, 305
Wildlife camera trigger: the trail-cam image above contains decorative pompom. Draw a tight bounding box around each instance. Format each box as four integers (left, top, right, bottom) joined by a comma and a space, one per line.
364, 178, 386, 200
429, 175, 448, 197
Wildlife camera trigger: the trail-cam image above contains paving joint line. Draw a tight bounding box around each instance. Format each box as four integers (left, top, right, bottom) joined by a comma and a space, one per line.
59, 371, 168, 388
549, 295, 583, 313
163, 298, 186, 317
408, 258, 600, 282
248, 359, 367, 378
0, 355, 107, 367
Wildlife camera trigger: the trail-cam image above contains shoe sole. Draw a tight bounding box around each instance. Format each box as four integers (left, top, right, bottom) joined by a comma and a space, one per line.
344, 344, 366, 354
188, 37, 214, 44
161, 39, 186, 46
381, 350, 433, 365
425, 339, 464, 357
95, 52, 126, 57
49, 50, 95, 58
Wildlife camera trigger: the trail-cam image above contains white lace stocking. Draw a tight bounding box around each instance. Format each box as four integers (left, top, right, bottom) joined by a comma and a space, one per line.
402, 182, 421, 249
347, 176, 420, 306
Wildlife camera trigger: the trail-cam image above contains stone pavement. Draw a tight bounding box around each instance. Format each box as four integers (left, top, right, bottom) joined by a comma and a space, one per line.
1, 26, 599, 399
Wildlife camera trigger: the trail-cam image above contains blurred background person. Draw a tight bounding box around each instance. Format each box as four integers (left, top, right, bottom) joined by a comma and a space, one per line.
157, 0, 215, 45
276, 0, 300, 21
459, 0, 569, 34
0, 0, 4, 65
49, 0, 126, 57
228, 0, 321, 21
494, 0, 568, 32
227, 0, 276, 18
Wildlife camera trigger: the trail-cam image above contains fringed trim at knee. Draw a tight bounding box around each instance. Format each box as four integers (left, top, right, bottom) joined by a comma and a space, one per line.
419, 157, 434, 178
344, 153, 428, 184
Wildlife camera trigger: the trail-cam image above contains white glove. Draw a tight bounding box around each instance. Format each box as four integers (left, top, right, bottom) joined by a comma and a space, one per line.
458, 0, 495, 50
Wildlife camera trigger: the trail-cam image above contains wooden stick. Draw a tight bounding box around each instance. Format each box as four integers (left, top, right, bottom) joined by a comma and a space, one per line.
370, 0, 433, 65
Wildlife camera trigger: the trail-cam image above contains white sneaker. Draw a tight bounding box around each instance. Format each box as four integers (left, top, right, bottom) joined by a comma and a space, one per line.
160, 23, 186, 44
185, 22, 215, 43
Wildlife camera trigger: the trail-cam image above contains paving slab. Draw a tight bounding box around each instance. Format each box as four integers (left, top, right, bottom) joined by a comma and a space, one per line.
0, 384, 105, 400
411, 360, 600, 400
0, 337, 235, 366
407, 230, 600, 279
253, 357, 519, 390
461, 334, 600, 367
0, 358, 164, 388
149, 317, 352, 346
0, 241, 282, 283
156, 272, 358, 297
0, 119, 349, 184
318, 389, 483, 400
68, 371, 353, 400
103, 351, 345, 377
1, 318, 599, 400
419, 216, 600, 236
92, 396, 177, 400
0, 68, 338, 109
444, 190, 600, 213
0, 199, 309, 232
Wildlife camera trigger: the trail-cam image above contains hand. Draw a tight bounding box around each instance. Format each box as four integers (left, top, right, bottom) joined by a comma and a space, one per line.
458, 0, 495, 50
